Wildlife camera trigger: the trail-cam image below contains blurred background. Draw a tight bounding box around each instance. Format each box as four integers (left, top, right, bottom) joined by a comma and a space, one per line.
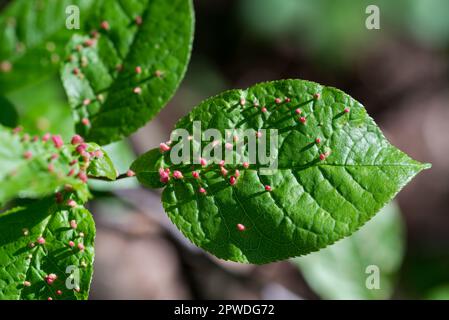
1, 0, 449, 299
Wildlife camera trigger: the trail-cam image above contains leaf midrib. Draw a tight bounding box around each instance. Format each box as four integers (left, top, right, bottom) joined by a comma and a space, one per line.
137, 162, 428, 175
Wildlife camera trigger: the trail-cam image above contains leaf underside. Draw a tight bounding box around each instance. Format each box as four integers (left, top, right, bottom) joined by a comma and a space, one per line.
132, 79, 430, 264
60, 0, 194, 145
0, 198, 95, 300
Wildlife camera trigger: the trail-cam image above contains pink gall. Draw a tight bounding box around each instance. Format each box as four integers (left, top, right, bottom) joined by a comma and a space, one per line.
52, 135, 64, 148
173, 170, 184, 179
126, 170, 135, 177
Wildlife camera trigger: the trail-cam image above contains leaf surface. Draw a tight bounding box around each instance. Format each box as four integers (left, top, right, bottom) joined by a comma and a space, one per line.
0, 197, 95, 300
0, 125, 115, 207
60, 0, 194, 145
131, 79, 430, 264
85, 143, 117, 181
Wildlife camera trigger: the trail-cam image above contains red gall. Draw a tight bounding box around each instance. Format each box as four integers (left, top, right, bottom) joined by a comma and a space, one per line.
70, 220, 77, 229
100, 21, 110, 31
42, 133, 51, 142
78, 172, 88, 183
67, 199, 77, 208
159, 142, 171, 153
51, 135, 64, 149
133, 87, 142, 94
23, 151, 32, 160
126, 170, 135, 177
173, 170, 183, 179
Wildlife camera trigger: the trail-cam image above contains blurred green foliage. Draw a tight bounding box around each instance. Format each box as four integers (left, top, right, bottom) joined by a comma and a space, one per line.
6, 77, 74, 140
239, 0, 449, 68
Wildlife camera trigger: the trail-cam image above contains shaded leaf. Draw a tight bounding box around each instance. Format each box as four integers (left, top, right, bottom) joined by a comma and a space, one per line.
0, 0, 94, 94
132, 79, 430, 264
0, 96, 18, 127
60, 0, 194, 145
294, 201, 405, 299
0, 197, 95, 300
6, 78, 75, 140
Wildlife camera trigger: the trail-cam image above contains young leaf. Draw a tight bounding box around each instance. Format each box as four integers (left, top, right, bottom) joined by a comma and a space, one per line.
131, 79, 430, 264
0, 0, 95, 94
84, 143, 117, 181
88, 140, 139, 191
293, 201, 405, 299
0, 96, 18, 128
0, 197, 95, 300
60, 0, 195, 145
0, 125, 116, 206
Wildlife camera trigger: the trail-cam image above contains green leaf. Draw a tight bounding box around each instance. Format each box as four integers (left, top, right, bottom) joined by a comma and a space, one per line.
0, 96, 18, 128
85, 143, 117, 181
0, 126, 86, 206
293, 201, 405, 299
0, 125, 115, 206
131, 79, 430, 264
88, 140, 139, 191
131, 148, 167, 189
0, 197, 95, 300
0, 0, 94, 94
60, 0, 195, 145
